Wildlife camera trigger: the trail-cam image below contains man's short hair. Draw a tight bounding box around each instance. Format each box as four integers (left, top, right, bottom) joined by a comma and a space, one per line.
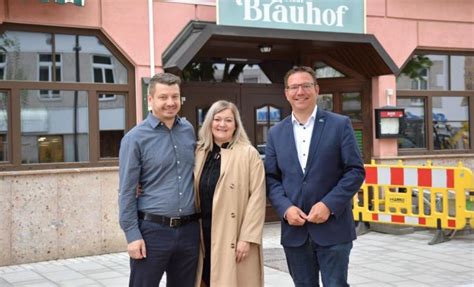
148, 73, 181, 96
284, 66, 318, 87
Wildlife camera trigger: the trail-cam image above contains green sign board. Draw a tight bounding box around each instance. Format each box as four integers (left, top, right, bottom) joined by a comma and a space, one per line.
217, 0, 365, 34
40, 0, 85, 6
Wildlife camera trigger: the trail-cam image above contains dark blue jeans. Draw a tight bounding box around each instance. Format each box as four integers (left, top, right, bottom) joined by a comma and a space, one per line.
284, 238, 352, 287
129, 219, 200, 287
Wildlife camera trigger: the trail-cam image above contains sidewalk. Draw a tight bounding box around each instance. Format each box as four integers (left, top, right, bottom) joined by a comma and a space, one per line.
0, 223, 473, 286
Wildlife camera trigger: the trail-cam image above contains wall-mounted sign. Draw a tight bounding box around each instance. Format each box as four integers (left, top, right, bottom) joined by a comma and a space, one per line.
40, 0, 85, 6
375, 107, 405, 139
217, 0, 365, 34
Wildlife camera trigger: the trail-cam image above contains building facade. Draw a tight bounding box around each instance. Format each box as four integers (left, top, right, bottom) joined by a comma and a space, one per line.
0, 0, 472, 265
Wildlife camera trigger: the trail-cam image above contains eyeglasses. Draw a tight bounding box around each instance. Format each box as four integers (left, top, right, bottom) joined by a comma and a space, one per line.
285, 82, 316, 93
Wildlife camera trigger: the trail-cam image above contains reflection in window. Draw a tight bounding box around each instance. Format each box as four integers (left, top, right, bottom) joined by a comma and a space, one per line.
432, 97, 469, 150
21, 90, 89, 163
342, 92, 362, 122
314, 61, 345, 78
255, 105, 281, 150
0, 31, 128, 84
197, 107, 209, 127
317, 93, 333, 111
0, 92, 8, 161
451, 56, 474, 91
94, 56, 116, 100
0, 31, 52, 81
183, 61, 272, 83
39, 54, 61, 100
38, 135, 64, 163
398, 54, 474, 91
397, 97, 426, 149
411, 68, 428, 90
0, 52, 6, 80
99, 93, 125, 158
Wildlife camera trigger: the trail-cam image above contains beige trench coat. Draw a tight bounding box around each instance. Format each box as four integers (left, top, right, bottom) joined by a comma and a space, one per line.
194, 142, 266, 287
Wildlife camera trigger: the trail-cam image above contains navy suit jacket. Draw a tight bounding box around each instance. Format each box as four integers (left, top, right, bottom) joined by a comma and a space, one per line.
265, 109, 365, 247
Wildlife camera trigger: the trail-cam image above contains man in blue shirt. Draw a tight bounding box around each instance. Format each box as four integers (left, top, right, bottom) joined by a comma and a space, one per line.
119, 73, 199, 287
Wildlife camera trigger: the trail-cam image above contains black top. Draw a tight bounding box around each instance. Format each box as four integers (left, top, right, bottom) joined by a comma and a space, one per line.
199, 143, 229, 227
199, 142, 229, 286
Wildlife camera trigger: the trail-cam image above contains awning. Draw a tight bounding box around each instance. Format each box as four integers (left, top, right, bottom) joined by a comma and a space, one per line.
162, 21, 399, 78
40, 0, 85, 6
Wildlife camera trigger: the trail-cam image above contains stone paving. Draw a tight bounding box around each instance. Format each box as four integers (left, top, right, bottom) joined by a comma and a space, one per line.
0, 223, 473, 286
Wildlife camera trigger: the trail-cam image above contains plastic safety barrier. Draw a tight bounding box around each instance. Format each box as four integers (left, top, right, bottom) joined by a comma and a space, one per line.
353, 161, 474, 244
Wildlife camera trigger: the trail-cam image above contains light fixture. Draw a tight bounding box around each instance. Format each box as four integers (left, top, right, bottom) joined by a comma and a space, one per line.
259, 44, 272, 53
385, 88, 394, 106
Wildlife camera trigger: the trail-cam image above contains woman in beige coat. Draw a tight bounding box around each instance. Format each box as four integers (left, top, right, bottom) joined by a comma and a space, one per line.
194, 100, 266, 287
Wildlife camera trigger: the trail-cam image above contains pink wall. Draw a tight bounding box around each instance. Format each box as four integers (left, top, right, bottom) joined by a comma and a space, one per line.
367, 0, 474, 67
154, 2, 215, 68
5, 0, 100, 27
0, 0, 5, 24
386, 0, 473, 23
371, 75, 398, 158
101, 0, 150, 67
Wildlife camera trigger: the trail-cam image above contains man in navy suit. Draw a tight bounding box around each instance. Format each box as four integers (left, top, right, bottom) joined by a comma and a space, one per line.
265, 66, 365, 287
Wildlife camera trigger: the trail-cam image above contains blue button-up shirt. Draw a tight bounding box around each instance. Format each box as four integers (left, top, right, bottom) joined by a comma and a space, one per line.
118, 113, 196, 243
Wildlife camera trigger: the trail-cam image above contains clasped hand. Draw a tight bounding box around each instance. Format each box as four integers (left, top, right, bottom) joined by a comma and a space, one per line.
285, 202, 330, 226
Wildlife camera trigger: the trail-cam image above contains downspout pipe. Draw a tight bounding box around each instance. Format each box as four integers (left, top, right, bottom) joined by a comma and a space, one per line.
148, 0, 155, 76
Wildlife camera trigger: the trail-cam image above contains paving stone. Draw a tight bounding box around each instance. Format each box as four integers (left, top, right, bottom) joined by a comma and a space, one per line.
98, 276, 129, 287
1, 271, 43, 283
41, 270, 85, 282
12, 280, 57, 287
65, 262, 106, 272
58, 278, 97, 286
87, 271, 123, 280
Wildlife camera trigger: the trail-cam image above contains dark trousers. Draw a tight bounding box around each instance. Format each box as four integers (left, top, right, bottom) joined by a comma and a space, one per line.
284, 237, 352, 287
129, 219, 200, 287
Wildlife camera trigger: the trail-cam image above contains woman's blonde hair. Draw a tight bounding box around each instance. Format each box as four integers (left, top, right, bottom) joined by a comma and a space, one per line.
198, 100, 250, 151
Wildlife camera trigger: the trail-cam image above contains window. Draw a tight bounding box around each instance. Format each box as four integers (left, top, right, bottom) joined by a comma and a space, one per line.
410, 68, 428, 90
183, 61, 274, 83
0, 92, 8, 161
0, 26, 134, 170
0, 52, 6, 80
313, 61, 345, 78
398, 97, 426, 149
397, 53, 473, 153
21, 90, 89, 164
317, 93, 333, 111
38, 54, 61, 100
0, 31, 128, 84
197, 107, 209, 127
93, 56, 116, 100
432, 97, 469, 150
397, 54, 473, 91
255, 105, 281, 151
99, 93, 125, 158
37, 135, 64, 163
341, 92, 362, 122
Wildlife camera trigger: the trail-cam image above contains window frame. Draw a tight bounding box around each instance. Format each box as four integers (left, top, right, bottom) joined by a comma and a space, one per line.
397, 90, 473, 155
0, 24, 136, 171
397, 51, 474, 155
